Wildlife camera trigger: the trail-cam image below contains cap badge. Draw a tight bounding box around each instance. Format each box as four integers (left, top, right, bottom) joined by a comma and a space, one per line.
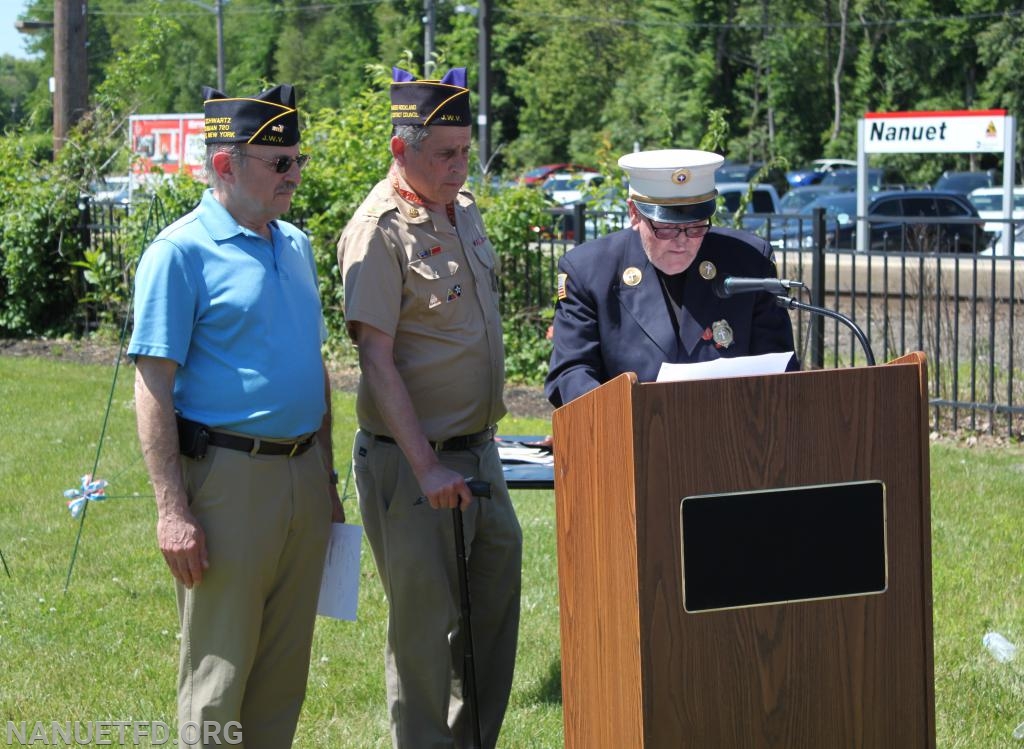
712, 319, 734, 349
622, 267, 643, 287
699, 261, 717, 280
671, 168, 693, 186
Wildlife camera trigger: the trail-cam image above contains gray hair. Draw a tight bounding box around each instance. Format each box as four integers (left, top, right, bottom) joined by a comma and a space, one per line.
392, 125, 433, 151
204, 143, 244, 189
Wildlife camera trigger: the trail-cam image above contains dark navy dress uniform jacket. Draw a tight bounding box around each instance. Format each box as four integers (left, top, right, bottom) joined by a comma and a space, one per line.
545, 225, 797, 407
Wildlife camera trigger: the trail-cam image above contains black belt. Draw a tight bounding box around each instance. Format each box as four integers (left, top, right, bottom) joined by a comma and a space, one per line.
372, 426, 496, 452
207, 430, 315, 457
178, 415, 315, 459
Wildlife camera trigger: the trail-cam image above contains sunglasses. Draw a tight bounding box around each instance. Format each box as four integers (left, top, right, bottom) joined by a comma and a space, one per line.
645, 216, 712, 240
243, 153, 311, 174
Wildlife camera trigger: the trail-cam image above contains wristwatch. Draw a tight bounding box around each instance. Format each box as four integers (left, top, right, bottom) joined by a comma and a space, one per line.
329, 469, 339, 486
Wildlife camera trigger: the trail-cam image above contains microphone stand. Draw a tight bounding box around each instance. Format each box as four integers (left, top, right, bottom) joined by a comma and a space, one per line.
775, 295, 876, 367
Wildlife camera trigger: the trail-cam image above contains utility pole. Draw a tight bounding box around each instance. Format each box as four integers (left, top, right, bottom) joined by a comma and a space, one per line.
423, 0, 436, 77
182, 0, 226, 91
477, 0, 491, 171
214, 0, 225, 91
54, 0, 89, 154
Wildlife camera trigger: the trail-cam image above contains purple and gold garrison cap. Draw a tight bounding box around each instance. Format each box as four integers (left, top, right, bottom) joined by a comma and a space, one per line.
390, 68, 471, 127
202, 84, 300, 146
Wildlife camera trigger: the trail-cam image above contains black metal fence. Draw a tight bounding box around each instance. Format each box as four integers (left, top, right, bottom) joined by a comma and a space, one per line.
80, 200, 1023, 436
524, 205, 1024, 437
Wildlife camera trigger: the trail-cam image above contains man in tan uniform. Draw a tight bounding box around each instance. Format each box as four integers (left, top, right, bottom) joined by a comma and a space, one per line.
337, 66, 522, 749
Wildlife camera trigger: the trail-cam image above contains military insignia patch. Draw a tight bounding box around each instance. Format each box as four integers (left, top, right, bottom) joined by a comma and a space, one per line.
446, 285, 463, 302
622, 267, 643, 286
712, 319, 734, 348
699, 261, 717, 280
557, 273, 568, 300
417, 245, 442, 259
428, 293, 442, 309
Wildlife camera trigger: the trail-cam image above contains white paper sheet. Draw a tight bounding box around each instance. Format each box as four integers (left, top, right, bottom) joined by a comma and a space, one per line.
656, 351, 795, 383
497, 442, 555, 466
316, 523, 362, 621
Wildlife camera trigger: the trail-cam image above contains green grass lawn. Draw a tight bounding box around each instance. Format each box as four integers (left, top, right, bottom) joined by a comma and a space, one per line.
0, 355, 1021, 747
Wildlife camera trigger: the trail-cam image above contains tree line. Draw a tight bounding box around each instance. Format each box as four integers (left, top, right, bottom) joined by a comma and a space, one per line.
3, 0, 1023, 183
1, 0, 1022, 380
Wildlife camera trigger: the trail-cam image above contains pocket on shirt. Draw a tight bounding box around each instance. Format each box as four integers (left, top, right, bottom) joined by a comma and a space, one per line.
407, 257, 465, 313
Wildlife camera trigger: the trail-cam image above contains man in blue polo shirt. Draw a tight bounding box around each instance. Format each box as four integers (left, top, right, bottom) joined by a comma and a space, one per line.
129, 84, 343, 749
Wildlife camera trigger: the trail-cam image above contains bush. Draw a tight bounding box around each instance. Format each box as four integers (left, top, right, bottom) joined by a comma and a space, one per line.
0, 58, 557, 384
0, 133, 85, 336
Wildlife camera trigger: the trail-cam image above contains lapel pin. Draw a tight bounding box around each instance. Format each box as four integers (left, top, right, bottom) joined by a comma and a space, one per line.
622, 267, 643, 286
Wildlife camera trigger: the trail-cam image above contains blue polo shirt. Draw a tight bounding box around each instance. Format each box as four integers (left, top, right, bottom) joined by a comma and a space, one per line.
128, 190, 327, 438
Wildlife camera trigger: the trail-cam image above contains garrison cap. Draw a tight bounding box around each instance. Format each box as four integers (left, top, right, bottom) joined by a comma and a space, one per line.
390, 67, 471, 127
619, 149, 724, 223
202, 84, 300, 146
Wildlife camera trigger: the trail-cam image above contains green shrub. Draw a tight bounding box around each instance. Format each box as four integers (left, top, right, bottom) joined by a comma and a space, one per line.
0, 134, 84, 336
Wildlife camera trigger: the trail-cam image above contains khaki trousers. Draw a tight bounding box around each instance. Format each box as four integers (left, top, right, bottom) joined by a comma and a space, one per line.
177, 443, 332, 749
353, 429, 523, 749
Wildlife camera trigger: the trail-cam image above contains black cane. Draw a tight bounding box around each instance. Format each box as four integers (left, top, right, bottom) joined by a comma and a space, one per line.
455, 479, 491, 749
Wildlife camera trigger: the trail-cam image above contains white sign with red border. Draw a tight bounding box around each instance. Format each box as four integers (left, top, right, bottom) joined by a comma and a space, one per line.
864, 109, 1008, 154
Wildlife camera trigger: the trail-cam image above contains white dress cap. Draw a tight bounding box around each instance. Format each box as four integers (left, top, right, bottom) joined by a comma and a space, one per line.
618, 149, 725, 223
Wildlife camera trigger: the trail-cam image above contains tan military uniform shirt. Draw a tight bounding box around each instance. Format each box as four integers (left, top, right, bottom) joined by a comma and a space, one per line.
338, 173, 506, 441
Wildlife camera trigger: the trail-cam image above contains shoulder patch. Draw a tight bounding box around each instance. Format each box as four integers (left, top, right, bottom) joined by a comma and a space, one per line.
557, 273, 568, 300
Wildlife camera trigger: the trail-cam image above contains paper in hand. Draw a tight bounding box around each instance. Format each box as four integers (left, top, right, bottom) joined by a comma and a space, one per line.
317, 523, 362, 621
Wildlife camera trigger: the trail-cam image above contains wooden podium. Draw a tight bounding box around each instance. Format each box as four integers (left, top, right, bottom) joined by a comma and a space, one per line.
551, 353, 935, 748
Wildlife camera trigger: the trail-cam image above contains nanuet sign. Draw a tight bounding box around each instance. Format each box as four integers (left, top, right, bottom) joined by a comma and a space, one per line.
864, 109, 1008, 154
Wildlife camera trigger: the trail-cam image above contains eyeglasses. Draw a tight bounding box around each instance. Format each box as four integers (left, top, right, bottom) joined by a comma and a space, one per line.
243, 153, 311, 174
645, 216, 712, 240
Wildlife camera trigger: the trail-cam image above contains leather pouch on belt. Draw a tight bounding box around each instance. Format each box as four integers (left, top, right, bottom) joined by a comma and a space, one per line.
176, 414, 210, 460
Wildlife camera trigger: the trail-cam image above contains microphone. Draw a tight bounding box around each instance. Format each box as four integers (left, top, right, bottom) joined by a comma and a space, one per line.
713, 276, 805, 299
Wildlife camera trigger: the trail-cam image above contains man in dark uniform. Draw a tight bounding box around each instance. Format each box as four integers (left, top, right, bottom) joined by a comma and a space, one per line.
545, 148, 798, 407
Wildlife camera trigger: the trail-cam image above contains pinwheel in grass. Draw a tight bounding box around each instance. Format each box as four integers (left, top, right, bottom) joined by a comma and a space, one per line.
63, 474, 109, 519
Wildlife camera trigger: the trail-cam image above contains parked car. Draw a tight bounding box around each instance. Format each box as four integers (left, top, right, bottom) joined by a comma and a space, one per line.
465, 173, 511, 194
716, 181, 782, 231
533, 184, 622, 241
717, 161, 789, 196
817, 167, 906, 192
82, 175, 132, 207
519, 163, 597, 186
785, 158, 857, 187
932, 169, 998, 194
778, 185, 849, 214
967, 186, 1024, 241
767, 191, 988, 253
979, 221, 1024, 257
542, 171, 606, 205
